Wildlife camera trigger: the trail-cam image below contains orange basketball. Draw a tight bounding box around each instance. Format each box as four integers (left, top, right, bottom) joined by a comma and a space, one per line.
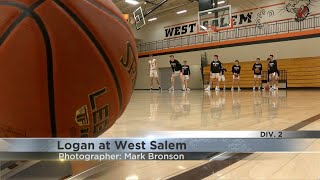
265, 84, 270, 91
0, 1, 137, 137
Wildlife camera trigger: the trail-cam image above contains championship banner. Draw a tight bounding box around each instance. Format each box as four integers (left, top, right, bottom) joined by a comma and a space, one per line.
0, 131, 320, 161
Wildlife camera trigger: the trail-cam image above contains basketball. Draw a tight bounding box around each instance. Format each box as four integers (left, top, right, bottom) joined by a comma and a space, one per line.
255, 68, 260, 74
234, 73, 239, 77
265, 84, 270, 91
0, 1, 137, 137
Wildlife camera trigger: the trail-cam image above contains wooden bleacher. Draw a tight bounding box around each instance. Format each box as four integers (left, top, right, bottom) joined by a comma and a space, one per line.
203, 56, 320, 88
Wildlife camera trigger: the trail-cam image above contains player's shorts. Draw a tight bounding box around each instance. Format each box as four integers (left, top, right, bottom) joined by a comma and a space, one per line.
210, 73, 220, 79
183, 75, 190, 80
172, 71, 181, 77
233, 75, 240, 79
254, 74, 261, 78
219, 75, 226, 82
269, 72, 278, 80
150, 69, 158, 78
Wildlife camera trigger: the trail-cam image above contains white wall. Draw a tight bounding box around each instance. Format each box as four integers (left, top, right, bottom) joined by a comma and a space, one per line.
131, 0, 320, 42
135, 37, 320, 89
131, 11, 198, 42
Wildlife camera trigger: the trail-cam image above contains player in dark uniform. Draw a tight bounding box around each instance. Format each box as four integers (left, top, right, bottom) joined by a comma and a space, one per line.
205, 55, 222, 91
169, 55, 183, 91
181, 61, 191, 91
219, 65, 227, 90
231, 60, 241, 91
268, 55, 279, 90
252, 58, 263, 90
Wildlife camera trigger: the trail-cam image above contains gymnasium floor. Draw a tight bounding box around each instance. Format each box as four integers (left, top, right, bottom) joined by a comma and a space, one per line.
87, 90, 320, 179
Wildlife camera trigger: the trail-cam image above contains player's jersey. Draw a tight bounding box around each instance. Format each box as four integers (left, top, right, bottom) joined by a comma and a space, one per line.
268, 59, 278, 73
221, 68, 227, 75
182, 65, 191, 75
169, 59, 182, 72
252, 63, 262, 75
232, 65, 241, 74
149, 59, 157, 70
210, 60, 222, 73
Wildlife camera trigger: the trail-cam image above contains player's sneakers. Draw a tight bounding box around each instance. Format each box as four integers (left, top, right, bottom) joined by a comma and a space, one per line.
187, 88, 190, 91
231, 87, 234, 91
159, 87, 162, 91
253, 87, 255, 90
150, 88, 153, 92
205, 86, 211, 91
168, 87, 174, 91
215, 88, 220, 91
258, 87, 261, 90
238, 88, 241, 91
223, 86, 226, 90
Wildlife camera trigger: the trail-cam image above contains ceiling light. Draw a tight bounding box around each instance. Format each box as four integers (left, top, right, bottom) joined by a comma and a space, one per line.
148, 17, 157, 21
208, 12, 212, 14
126, 175, 139, 180
125, 0, 139, 5
213, 1, 225, 5
177, 10, 187, 14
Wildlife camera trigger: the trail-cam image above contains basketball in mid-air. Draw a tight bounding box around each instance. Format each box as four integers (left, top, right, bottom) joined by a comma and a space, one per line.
0, 0, 137, 137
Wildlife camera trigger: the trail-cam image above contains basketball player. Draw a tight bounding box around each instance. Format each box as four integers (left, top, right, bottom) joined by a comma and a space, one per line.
252, 58, 263, 90
169, 55, 183, 91
219, 65, 227, 90
268, 55, 279, 90
205, 55, 221, 91
231, 60, 241, 91
181, 61, 191, 91
148, 55, 161, 91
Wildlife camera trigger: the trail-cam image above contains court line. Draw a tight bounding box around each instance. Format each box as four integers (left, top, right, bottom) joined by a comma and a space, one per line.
167, 113, 320, 180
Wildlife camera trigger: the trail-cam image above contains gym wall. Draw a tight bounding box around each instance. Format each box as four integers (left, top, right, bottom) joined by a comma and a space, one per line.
131, 0, 318, 42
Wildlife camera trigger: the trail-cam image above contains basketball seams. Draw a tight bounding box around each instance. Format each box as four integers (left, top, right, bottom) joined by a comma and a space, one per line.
0, 11, 28, 45
29, 0, 45, 10
86, 0, 134, 35
0, 2, 29, 45
30, 11, 56, 137
86, 0, 139, 74
86, 0, 139, 82
0, 1, 57, 137
0, 0, 47, 45
53, 0, 123, 113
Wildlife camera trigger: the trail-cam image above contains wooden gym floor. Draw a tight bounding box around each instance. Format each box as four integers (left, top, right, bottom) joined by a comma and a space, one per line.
85, 90, 320, 180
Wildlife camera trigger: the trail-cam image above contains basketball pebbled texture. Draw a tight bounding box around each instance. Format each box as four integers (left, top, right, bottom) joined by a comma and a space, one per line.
0, 0, 138, 137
